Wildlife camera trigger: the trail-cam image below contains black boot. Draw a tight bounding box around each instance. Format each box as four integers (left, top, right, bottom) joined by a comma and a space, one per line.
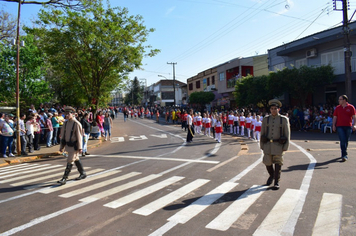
74, 159, 86, 180
57, 163, 73, 185
274, 164, 282, 190
266, 165, 274, 185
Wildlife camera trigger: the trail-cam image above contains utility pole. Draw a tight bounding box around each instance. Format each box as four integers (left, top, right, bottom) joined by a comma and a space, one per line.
335, 0, 352, 101
167, 62, 177, 106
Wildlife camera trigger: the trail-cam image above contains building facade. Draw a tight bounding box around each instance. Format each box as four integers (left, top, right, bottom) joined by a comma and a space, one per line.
268, 21, 356, 105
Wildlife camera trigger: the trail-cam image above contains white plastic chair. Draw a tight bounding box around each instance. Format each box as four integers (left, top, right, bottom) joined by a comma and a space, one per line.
324, 125, 332, 133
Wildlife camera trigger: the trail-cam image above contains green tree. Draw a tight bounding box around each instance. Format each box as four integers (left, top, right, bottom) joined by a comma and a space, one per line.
189, 91, 215, 108
0, 9, 16, 42
124, 77, 143, 105
0, 34, 52, 108
283, 65, 335, 107
27, 0, 159, 111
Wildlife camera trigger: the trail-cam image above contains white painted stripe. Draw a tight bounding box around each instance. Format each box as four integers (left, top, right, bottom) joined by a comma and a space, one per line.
104, 176, 185, 209
148, 221, 178, 236
3, 166, 64, 184
206, 185, 268, 231
253, 188, 301, 236
0, 160, 145, 204
38, 169, 113, 194
0, 164, 59, 179
0, 163, 30, 172
0, 164, 44, 176
312, 193, 342, 236
89, 154, 219, 164
168, 182, 238, 224
59, 172, 141, 198
1, 201, 90, 236
134, 179, 210, 216
281, 141, 317, 235
79, 174, 162, 203
228, 153, 263, 183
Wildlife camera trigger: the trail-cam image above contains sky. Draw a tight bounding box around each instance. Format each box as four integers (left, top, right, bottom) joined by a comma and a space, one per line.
1, 0, 355, 87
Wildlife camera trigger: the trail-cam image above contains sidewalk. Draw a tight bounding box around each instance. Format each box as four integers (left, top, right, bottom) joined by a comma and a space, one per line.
0, 138, 102, 167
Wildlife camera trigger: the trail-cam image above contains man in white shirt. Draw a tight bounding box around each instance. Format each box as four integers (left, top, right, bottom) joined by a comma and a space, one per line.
186, 109, 194, 143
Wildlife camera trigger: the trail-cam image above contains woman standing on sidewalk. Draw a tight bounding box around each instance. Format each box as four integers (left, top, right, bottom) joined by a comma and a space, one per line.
80, 113, 91, 156
1, 115, 15, 157
103, 112, 113, 141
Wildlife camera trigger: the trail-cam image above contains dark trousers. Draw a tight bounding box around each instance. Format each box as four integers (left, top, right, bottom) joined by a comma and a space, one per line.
336, 126, 352, 157
223, 123, 227, 132
20, 135, 27, 153
52, 127, 59, 145
34, 133, 41, 150
211, 127, 215, 138
186, 125, 194, 142
27, 134, 34, 152
182, 121, 187, 131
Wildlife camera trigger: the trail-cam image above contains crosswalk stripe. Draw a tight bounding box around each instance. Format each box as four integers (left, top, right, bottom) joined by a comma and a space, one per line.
312, 193, 342, 236
167, 182, 239, 224
206, 185, 268, 231
38, 169, 112, 193
0, 164, 44, 177
0, 163, 31, 172
11, 167, 91, 186
104, 176, 185, 209
253, 188, 301, 236
133, 179, 210, 216
79, 174, 162, 203
2, 166, 64, 184
59, 172, 141, 198
0, 164, 59, 179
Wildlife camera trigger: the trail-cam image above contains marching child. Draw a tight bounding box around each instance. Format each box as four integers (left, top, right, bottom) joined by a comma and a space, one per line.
205, 114, 211, 137
233, 112, 239, 135
251, 113, 257, 140
245, 113, 252, 138
239, 112, 245, 136
254, 115, 262, 141
211, 113, 216, 139
196, 112, 202, 134
215, 116, 223, 143
228, 111, 234, 134
222, 113, 227, 133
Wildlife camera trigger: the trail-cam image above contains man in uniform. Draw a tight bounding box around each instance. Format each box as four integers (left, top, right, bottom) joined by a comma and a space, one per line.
260, 99, 290, 189
57, 106, 86, 185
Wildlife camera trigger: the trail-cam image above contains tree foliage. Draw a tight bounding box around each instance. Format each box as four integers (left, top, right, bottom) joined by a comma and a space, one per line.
234, 65, 335, 108
0, 0, 85, 10
124, 77, 143, 105
26, 0, 159, 110
0, 34, 52, 108
0, 9, 16, 42
189, 91, 215, 107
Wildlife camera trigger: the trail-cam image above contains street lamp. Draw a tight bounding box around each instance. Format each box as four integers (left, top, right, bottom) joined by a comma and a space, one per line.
15, 0, 22, 156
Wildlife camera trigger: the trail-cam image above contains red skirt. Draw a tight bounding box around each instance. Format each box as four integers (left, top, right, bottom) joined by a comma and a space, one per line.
251, 125, 254, 130
205, 123, 211, 128
240, 121, 245, 126
197, 121, 202, 126
215, 126, 223, 133
228, 120, 233, 125
255, 126, 261, 132
246, 123, 251, 129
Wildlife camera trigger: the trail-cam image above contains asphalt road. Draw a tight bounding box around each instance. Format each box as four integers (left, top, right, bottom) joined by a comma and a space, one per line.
0, 114, 355, 236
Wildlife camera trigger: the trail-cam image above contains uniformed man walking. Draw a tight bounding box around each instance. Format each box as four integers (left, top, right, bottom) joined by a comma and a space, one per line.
57, 106, 86, 185
260, 99, 290, 189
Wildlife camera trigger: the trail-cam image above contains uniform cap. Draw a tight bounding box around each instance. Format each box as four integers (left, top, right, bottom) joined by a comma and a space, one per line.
268, 99, 282, 108
64, 106, 76, 112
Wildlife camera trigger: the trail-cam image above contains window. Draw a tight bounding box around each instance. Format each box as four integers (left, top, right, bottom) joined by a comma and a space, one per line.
273, 63, 285, 71
207, 77, 210, 86
295, 58, 307, 68
212, 76, 215, 84
219, 72, 225, 81
321, 49, 344, 75
196, 81, 201, 89
189, 83, 193, 90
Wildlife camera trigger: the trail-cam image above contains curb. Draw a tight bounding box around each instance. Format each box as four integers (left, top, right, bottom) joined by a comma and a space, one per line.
0, 139, 102, 167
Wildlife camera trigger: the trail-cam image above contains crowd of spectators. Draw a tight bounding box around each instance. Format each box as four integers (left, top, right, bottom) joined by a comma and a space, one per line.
0, 103, 118, 158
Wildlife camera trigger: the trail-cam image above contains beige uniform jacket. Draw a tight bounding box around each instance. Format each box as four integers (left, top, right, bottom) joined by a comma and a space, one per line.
260, 114, 290, 155
59, 118, 83, 162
